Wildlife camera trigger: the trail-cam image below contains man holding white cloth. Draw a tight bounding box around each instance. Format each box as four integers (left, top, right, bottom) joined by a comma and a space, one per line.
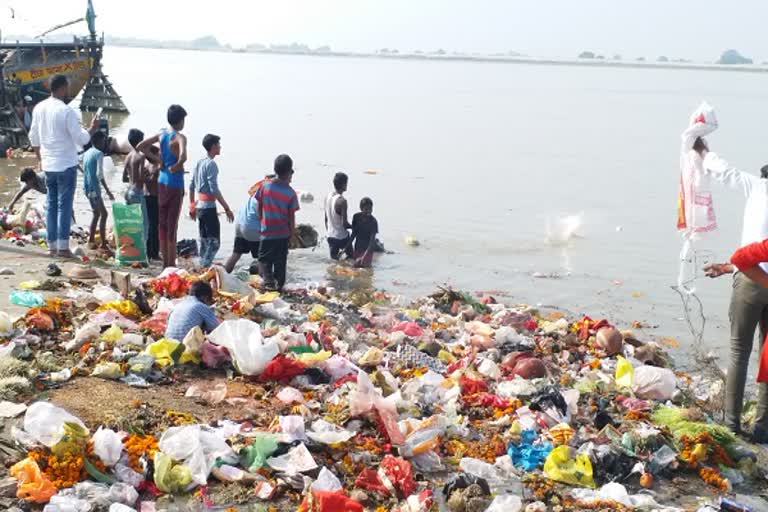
29, 74, 99, 257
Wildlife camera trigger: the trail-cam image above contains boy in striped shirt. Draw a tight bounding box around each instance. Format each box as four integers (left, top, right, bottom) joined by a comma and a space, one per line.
256, 154, 299, 291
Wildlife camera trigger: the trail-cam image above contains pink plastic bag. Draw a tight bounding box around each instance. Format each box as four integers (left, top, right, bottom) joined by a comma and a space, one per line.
201, 340, 231, 368
390, 321, 423, 338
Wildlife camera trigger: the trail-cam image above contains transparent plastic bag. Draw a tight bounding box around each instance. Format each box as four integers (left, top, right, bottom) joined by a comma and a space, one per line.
19, 402, 87, 447
158, 424, 237, 487
93, 428, 124, 467
632, 365, 676, 400
207, 319, 278, 376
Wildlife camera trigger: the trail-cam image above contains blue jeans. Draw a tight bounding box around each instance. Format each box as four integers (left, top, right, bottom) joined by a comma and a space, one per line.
45, 166, 77, 251
125, 187, 148, 242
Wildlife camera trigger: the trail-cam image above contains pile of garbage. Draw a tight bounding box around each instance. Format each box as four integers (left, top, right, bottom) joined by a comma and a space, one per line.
0, 267, 766, 511
0, 204, 48, 249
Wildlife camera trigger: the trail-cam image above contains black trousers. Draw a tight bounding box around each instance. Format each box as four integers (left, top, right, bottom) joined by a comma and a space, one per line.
328, 236, 352, 260
145, 195, 160, 260
258, 238, 289, 290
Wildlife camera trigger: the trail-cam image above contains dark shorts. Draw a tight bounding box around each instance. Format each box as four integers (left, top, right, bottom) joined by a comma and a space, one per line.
353, 249, 373, 267
158, 184, 184, 242
197, 207, 220, 240
328, 236, 352, 260
258, 238, 289, 262
234, 237, 260, 257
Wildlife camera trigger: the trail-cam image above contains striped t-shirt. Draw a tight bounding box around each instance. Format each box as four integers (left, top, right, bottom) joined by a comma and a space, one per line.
255, 180, 299, 240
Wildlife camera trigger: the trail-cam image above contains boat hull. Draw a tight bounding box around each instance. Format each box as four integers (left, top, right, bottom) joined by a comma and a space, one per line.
2, 45, 91, 104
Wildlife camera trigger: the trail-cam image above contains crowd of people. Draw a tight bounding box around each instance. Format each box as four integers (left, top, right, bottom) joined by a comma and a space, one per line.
15, 73, 381, 295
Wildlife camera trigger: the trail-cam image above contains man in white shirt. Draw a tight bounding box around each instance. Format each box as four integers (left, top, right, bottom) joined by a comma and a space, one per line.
29, 74, 99, 257
702, 154, 768, 443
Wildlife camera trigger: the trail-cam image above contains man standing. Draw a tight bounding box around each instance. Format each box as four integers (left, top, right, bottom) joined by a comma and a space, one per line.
324, 172, 352, 260
29, 74, 98, 258
703, 158, 768, 443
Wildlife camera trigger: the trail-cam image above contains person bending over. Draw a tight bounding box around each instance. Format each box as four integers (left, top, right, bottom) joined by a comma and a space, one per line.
164, 281, 220, 341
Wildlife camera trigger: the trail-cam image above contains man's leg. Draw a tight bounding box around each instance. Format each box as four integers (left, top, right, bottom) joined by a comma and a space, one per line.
45, 172, 59, 256
752, 307, 768, 442
328, 237, 340, 260
258, 239, 277, 290
274, 238, 289, 290
88, 200, 99, 246
145, 195, 160, 260
57, 166, 76, 255
98, 200, 109, 248
166, 189, 183, 267
725, 273, 768, 434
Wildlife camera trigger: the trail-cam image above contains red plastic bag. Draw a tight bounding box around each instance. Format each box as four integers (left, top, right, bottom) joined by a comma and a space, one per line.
758, 333, 768, 383
353, 455, 415, 498
460, 375, 488, 396
259, 354, 306, 383
390, 321, 424, 338
298, 490, 364, 512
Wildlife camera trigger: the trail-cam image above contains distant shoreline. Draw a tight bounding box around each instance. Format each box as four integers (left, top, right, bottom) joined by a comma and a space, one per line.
104, 43, 768, 75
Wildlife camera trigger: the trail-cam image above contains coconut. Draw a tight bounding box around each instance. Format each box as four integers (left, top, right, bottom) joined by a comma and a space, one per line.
596, 327, 623, 355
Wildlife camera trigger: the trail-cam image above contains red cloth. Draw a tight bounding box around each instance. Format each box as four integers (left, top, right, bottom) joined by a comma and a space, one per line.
259, 354, 306, 383
731, 239, 768, 271
759, 340, 768, 382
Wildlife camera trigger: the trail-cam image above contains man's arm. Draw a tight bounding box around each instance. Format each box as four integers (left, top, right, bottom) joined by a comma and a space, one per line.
188, 169, 197, 220
8, 185, 31, 211
97, 156, 114, 200
731, 239, 768, 274
200, 305, 220, 334
336, 196, 351, 229
136, 133, 160, 157
703, 153, 757, 197
170, 134, 187, 173
29, 110, 41, 169
208, 162, 233, 222
67, 108, 96, 147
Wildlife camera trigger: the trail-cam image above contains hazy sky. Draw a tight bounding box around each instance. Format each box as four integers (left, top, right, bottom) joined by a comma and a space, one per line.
3, 0, 766, 61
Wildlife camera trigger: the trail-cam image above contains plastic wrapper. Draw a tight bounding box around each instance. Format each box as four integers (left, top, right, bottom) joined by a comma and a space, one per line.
93, 427, 124, 467
277, 386, 305, 404
182, 326, 204, 357
615, 356, 634, 389
101, 324, 124, 343
311, 467, 343, 492
185, 381, 228, 404
239, 433, 279, 471
93, 284, 122, 303
486, 495, 523, 512
266, 443, 317, 475
9, 457, 57, 503
306, 419, 356, 444
96, 300, 142, 320
207, 319, 278, 375
543, 445, 595, 488
279, 415, 307, 443
92, 362, 124, 380
112, 203, 148, 266
127, 354, 155, 377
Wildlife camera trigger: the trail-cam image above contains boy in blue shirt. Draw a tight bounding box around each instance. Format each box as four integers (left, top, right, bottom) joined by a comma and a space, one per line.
82, 131, 114, 250
224, 174, 274, 274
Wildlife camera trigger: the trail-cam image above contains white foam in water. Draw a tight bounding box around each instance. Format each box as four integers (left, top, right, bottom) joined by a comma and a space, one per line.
545, 212, 585, 246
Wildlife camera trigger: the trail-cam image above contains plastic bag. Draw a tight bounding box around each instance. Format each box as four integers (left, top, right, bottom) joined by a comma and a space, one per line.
277, 386, 305, 404
486, 495, 523, 512
101, 324, 124, 343
10, 290, 45, 307
158, 424, 237, 487
279, 415, 306, 443
306, 419, 356, 444
201, 340, 231, 368
92, 362, 124, 380
153, 452, 193, 494
96, 300, 141, 320
18, 402, 87, 447
0, 311, 12, 336
109, 504, 138, 512
632, 365, 676, 400
182, 326, 204, 356
146, 339, 183, 367
127, 354, 155, 377
615, 356, 634, 389
267, 443, 318, 475
9, 457, 57, 503
508, 430, 553, 470
311, 467, 343, 492
240, 433, 279, 471
112, 203, 148, 266
390, 321, 423, 337
544, 445, 595, 488
185, 381, 228, 404
93, 428, 124, 467
207, 319, 278, 375
93, 284, 122, 303
348, 371, 405, 444
298, 490, 364, 512
260, 354, 306, 383
108, 482, 139, 506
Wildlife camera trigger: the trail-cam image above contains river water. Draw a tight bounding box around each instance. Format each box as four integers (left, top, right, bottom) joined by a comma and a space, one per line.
6, 46, 768, 364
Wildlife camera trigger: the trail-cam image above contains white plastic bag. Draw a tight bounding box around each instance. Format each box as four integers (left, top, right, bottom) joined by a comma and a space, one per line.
486, 495, 523, 512
349, 371, 404, 444
18, 402, 87, 447
93, 284, 122, 303
311, 467, 342, 491
107, 482, 138, 506
306, 419, 356, 444
266, 443, 317, 475
65, 323, 101, 352
158, 424, 237, 487
92, 428, 124, 467
632, 366, 676, 400
0, 311, 12, 336
279, 415, 306, 443
207, 319, 278, 376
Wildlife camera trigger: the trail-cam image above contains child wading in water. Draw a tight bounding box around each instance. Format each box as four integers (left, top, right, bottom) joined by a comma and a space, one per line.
256, 155, 299, 291
189, 134, 234, 267
347, 197, 378, 267
82, 131, 114, 250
